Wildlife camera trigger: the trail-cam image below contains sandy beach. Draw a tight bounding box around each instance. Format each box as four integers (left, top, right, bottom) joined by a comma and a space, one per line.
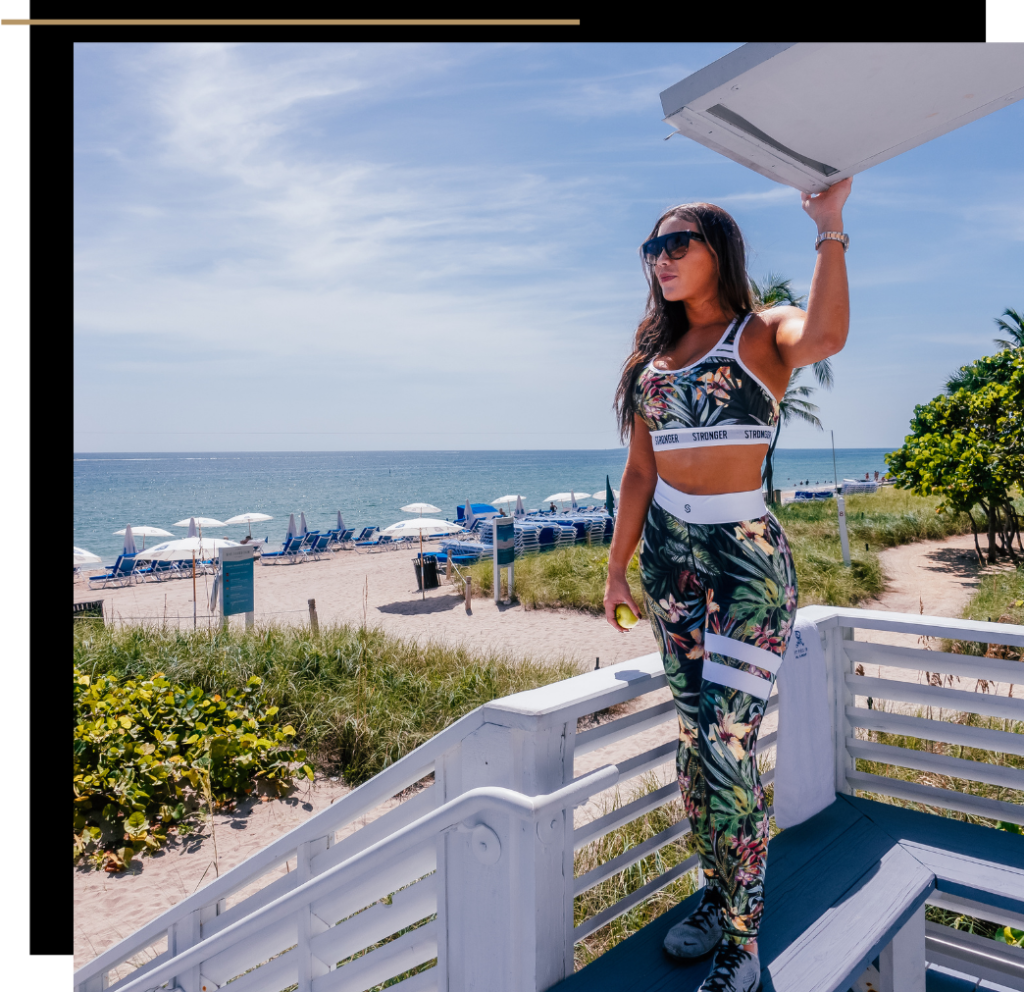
74, 531, 1018, 976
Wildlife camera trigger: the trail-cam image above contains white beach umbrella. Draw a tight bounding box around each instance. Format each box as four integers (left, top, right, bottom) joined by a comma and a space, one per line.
515, 495, 525, 516
383, 518, 465, 599
224, 512, 273, 538
113, 525, 173, 550
491, 494, 523, 511
336, 510, 345, 531
285, 513, 297, 542
173, 517, 227, 528
122, 524, 137, 556
464, 499, 476, 527
382, 518, 464, 539
299, 512, 309, 535
401, 502, 441, 516
592, 489, 620, 499
135, 537, 242, 562
74, 546, 102, 566
543, 492, 575, 504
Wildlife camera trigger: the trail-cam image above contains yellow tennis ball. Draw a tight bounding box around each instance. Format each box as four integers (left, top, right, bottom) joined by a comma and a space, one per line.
615, 604, 639, 629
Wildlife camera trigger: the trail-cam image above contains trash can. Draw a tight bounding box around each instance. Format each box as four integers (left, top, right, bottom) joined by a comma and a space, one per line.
413, 556, 438, 591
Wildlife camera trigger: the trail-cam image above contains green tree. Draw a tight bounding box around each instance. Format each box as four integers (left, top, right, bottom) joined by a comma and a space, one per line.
947, 337, 1023, 394
750, 273, 831, 499
887, 349, 1024, 564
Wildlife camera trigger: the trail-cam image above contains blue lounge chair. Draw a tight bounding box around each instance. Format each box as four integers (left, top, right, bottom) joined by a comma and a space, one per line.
88, 554, 139, 588
260, 535, 308, 565
355, 527, 381, 547
306, 533, 332, 560
327, 527, 355, 549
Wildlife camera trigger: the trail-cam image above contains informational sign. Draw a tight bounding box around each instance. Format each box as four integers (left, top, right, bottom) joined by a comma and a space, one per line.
493, 517, 516, 605
220, 544, 255, 616
493, 518, 515, 566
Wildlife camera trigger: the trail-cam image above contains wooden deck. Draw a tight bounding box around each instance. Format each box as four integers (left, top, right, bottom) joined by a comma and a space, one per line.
555, 795, 1024, 992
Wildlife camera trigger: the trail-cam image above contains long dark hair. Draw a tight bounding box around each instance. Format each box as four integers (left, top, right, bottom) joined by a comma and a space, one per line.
614, 202, 753, 442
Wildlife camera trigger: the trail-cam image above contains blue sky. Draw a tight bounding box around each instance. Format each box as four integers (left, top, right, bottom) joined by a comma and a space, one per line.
73, 42, 1024, 452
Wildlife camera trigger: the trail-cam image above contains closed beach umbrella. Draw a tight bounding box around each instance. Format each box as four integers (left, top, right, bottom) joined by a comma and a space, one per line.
571, 490, 579, 509
74, 546, 102, 565
187, 517, 197, 538
135, 537, 242, 562
515, 495, 525, 516
285, 513, 297, 542
605, 475, 616, 517
401, 502, 441, 516
224, 512, 273, 538
122, 524, 137, 556
299, 512, 309, 535
464, 499, 476, 527
113, 525, 173, 550
337, 510, 345, 530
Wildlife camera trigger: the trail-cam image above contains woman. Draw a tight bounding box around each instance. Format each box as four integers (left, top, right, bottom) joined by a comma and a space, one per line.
604, 179, 851, 992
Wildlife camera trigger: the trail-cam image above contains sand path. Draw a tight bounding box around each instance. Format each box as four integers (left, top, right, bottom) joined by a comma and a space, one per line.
74, 533, 1018, 975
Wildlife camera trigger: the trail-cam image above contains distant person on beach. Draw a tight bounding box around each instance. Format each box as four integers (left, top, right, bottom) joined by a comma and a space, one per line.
549, 502, 557, 512
604, 181, 852, 990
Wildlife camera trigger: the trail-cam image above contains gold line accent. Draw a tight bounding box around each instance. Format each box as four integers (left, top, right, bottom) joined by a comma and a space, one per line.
2, 18, 579, 25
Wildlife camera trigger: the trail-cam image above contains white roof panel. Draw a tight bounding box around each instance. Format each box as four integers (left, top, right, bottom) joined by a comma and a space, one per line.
661, 43, 1024, 191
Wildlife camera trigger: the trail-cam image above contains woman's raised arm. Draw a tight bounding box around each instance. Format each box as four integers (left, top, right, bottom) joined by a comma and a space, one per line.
774, 177, 852, 370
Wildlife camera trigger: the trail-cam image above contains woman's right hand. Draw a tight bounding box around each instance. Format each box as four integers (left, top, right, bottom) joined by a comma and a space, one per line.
604, 572, 642, 632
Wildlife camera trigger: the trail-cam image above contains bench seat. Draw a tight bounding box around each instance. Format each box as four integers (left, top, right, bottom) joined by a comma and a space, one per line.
554, 794, 1024, 992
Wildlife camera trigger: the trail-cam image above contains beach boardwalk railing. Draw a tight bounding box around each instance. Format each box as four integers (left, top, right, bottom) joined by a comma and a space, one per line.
75, 607, 1024, 992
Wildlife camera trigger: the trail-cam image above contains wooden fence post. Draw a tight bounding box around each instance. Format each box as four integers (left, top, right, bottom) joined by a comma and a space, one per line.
308, 598, 319, 635
464, 577, 472, 613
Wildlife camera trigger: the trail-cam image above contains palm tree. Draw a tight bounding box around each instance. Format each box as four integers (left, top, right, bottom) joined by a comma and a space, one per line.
993, 307, 1024, 350
749, 272, 834, 389
750, 273, 832, 499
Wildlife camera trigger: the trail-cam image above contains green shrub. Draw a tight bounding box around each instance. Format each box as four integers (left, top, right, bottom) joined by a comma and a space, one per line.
73, 667, 311, 870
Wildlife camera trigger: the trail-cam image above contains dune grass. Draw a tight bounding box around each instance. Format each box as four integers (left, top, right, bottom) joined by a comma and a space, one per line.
73, 621, 576, 785
945, 566, 1024, 660
462, 488, 975, 612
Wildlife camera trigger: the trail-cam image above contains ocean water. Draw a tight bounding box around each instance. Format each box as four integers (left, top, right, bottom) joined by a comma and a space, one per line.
74, 448, 895, 560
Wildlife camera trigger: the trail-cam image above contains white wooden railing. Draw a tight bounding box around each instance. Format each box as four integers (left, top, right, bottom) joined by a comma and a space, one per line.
75, 607, 1024, 992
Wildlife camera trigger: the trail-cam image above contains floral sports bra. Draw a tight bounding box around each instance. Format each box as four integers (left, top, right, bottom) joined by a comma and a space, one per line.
634, 311, 780, 451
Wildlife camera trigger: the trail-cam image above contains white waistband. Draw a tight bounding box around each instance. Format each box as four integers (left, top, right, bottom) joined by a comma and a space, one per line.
650, 425, 776, 450
652, 479, 767, 525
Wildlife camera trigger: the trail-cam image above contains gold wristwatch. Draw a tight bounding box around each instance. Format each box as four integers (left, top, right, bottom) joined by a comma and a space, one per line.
815, 231, 849, 252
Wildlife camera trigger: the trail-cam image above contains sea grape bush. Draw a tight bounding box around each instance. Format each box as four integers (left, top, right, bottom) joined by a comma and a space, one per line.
73, 667, 313, 871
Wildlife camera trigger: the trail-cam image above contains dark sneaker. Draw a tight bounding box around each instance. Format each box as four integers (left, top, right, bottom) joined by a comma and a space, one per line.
663, 893, 724, 959
697, 941, 760, 991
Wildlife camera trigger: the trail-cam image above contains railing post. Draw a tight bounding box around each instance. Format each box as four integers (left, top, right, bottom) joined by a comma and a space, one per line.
823, 622, 855, 794
440, 715, 574, 992
170, 909, 202, 992
295, 838, 332, 990
879, 903, 925, 992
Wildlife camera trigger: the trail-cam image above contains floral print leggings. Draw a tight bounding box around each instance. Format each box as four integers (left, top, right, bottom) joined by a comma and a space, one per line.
639, 498, 797, 944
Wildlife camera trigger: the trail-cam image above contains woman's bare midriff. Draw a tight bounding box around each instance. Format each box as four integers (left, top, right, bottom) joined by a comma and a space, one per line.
654, 444, 770, 495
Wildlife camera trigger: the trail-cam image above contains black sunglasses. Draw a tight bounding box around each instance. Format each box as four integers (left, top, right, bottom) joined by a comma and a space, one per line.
641, 230, 706, 265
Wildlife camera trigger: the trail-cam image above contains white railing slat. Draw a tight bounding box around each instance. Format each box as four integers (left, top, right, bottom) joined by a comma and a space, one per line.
574, 817, 692, 896
758, 730, 778, 752
609, 741, 676, 782
797, 605, 1024, 646
202, 943, 297, 992
311, 920, 437, 992
575, 700, 675, 756
847, 771, 1024, 826
844, 641, 1024, 684
847, 737, 1024, 791
311, 785, 437, 876
573, 853, 700, 941
574, 781, 679, 851
846, 706, 1024, 757
309, 874, 436, 967
846, 673, 1024, 722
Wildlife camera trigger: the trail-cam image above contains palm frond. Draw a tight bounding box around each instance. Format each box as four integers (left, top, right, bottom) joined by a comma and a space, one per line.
993, 306, 1024, 350
812, 357, 834, 390
750, 271, 806, 310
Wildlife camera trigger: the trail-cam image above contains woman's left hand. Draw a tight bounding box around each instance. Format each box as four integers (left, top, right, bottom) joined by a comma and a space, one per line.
800, 176, 852, 231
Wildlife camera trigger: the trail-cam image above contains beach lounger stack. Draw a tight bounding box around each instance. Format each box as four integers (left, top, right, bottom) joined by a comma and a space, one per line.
841, 478, 879, 495
516, 521, 542, 556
